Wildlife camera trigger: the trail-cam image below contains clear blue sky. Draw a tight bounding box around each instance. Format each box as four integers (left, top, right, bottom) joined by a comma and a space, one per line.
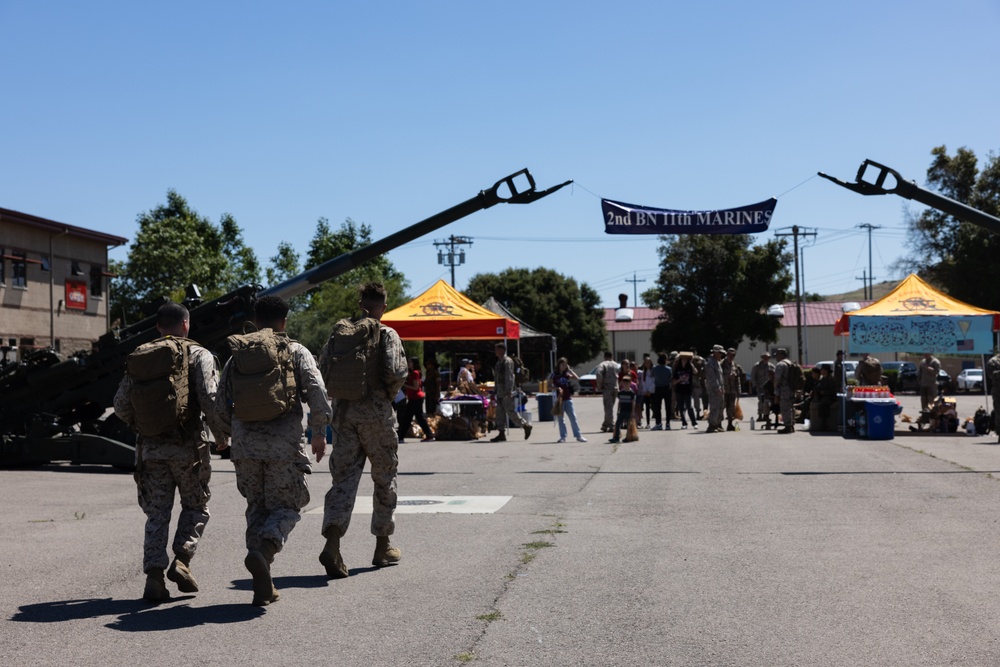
2, 1, 998, 308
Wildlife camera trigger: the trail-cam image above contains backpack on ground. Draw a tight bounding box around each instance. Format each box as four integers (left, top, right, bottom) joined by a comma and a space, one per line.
974, 407, 992, 435
226, 329, 298, 422
320, 317, 381, 401
788, 361, 806, 391
126, 337, 196, 437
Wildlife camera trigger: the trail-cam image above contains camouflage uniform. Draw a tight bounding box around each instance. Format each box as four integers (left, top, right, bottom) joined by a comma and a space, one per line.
750, 358, 774, 421
775, 358, 795, 430
114, 344, 227, 574
320, 324, 407, 540
988, 353, 1000, 437
595, 359, 619, 431
857, 355, 883, 387
216, 338, 332, 554
917, 355, 941, 412
691, 353, 708, 412
494, 353, 528, 432
704, 354, 724, 431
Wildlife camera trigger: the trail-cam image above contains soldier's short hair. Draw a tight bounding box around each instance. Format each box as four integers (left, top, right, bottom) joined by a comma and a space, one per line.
604, 351, 613, 359
359, 282, 387, 307
495, 342, 506, 352
157, 302, 189, 329
254, 295, 289, 327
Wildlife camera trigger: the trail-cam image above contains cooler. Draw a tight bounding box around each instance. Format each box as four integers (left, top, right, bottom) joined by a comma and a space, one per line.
864, 401, 896, 440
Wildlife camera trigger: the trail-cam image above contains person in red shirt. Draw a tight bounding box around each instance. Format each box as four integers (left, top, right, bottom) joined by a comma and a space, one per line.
397, 357, 434, 442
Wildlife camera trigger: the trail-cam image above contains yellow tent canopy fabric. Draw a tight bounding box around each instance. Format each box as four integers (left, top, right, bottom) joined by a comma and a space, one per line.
381, 279, 521, 341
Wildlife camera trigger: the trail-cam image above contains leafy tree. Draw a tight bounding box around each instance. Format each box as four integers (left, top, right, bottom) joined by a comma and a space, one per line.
898, 146, 1000, 309
110, 190, 260, 325
463, 268, 606, 364
642, 235, 792, 353
286, 217, 409, 352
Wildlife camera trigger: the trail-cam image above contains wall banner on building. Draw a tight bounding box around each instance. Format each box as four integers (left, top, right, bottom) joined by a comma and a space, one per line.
602, 197, 777, 235
65, 280, 87, 311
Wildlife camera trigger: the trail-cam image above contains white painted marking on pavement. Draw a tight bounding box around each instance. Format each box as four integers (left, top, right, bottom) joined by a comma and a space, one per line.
305, 495, 513, 515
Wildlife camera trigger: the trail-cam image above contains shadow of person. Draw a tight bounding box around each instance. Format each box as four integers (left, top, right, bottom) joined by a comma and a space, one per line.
229, 574, 330, 592
105, 603, 264, 632
12, 598, 147, 623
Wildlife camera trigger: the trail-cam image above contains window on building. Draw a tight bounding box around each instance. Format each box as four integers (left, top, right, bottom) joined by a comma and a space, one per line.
71, 261, 84, 276
90, 265, 103, 298
12, 253, 27, 288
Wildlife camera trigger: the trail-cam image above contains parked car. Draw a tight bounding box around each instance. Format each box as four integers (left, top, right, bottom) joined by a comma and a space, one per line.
881, 361, 919, 392
577, 362, 620, 395
937, 369, 952, 393
956, 368, 984, 392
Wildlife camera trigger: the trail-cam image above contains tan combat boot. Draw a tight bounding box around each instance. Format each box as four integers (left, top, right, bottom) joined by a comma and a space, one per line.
166, 553, 198, 593
143, 568, 171, 603
372, 535, 402, 567
319, 532, 349, 579
245, 540, 280, 606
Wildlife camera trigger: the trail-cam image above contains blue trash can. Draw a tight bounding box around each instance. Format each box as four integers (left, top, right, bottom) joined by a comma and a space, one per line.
864, 401, 895, 440
536, 393, 554, 422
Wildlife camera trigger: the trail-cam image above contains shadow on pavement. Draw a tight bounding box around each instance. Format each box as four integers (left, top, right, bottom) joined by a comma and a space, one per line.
11, 597, 264, 630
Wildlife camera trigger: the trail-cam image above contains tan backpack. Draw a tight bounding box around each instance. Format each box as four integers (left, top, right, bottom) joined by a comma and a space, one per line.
126, 337, 196, 437
319, 317, 382, 401
226, 329, 298, 422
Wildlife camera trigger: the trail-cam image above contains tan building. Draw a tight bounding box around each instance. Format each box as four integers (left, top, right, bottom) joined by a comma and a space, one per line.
1, 207, 127, 359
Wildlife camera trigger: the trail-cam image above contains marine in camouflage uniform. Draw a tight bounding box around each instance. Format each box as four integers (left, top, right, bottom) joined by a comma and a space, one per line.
215, 295, 332, 606
773, 348, 795, 434
749, 352, 774, 424
722, 348, 744, 431
988, 352, 1000, 441
595, 352, 619, 432
691, 350, 708, 414
491, 342, 532, 442
113, 302, 230, 603
318, 283, 408, 580
704, 346, 725, 433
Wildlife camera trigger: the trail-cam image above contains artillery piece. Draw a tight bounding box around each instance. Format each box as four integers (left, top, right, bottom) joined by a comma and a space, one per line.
0, 169, 571, 467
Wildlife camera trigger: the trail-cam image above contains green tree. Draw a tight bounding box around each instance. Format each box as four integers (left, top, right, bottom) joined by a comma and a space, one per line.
899, 146, 1000, 309
642, 235, 792, 353
463, 268, 606, 364
110, 190, 260, 325
286, 217, 409, 352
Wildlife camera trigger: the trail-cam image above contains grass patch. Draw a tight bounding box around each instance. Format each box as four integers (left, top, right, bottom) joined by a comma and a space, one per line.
28, 519, 54, 524
530, 529, 567, 535
476, 611, 502, 622
522, 541, 555, 550
520, 552, 536, 565
455, 651, 475, 662
74, 512, 86, 520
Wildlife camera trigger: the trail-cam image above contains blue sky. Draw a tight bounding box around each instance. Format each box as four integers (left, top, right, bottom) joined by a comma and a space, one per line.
2, 1, 998, 308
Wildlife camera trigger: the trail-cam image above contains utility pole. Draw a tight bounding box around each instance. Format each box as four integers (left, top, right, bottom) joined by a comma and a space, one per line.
625, 272, 646, 306
434, 235, 473, 286
857, 223, 881, 300
856, 269, 868, 300
774, 225, 817, 366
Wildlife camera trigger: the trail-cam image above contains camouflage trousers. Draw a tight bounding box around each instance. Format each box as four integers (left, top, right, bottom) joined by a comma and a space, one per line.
136, 456, 211, 573
756, 390, 772, 421
233, 458, 310, 552
323, 406, 398, 539
725, 393, 739, 424
778, 387, 795, 427
601, 390, 616, 430
707, 390, 724, 429
495, 393, 526, 432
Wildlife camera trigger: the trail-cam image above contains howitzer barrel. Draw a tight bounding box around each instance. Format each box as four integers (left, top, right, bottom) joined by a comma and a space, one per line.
261, 169, 571, 301
819, 159, 1000, 235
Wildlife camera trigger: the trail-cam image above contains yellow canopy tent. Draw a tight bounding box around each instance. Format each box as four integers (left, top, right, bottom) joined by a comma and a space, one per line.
834, 273, 1000, 354
381, 280, 520, 341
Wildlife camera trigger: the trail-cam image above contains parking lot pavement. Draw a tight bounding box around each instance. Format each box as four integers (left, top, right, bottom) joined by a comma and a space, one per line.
6, 391, 1000, 666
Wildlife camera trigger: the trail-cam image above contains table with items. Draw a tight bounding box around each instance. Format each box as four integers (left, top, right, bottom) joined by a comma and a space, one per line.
843, 386, 899, 440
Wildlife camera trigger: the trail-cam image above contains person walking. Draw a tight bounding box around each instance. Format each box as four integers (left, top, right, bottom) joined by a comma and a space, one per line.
114, 302, 230, 603
650, 353, 673, 430
773, 347, 796, 434
216, 295, 332, 606
398, 357, 434, 442
705, 345, 726, 433
750, 352, 774, 427
317, 282, 409, 580
672, 353, 698, 429
918, 352, 941, 413
490, 343, 532, 442
595, 351, 619, 432
551, 357, 586, 443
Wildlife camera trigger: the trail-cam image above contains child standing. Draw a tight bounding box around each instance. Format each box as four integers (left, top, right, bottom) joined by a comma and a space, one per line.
609, 375, 637, 443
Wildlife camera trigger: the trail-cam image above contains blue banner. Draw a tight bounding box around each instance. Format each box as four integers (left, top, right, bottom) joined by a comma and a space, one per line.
849, 315, 995, 354
602, 197, 777, 235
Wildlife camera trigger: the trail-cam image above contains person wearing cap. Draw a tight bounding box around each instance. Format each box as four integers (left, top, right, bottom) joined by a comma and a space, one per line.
704, 345, 726, 433
456, 358, 477, 394
833, 350, 846, 390
773, 348, 795, 433
750, 351, 774, 427
722, 348, 744, 431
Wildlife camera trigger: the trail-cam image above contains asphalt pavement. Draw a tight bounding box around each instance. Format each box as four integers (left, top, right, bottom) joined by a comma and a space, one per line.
4, 390, 1000, 666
